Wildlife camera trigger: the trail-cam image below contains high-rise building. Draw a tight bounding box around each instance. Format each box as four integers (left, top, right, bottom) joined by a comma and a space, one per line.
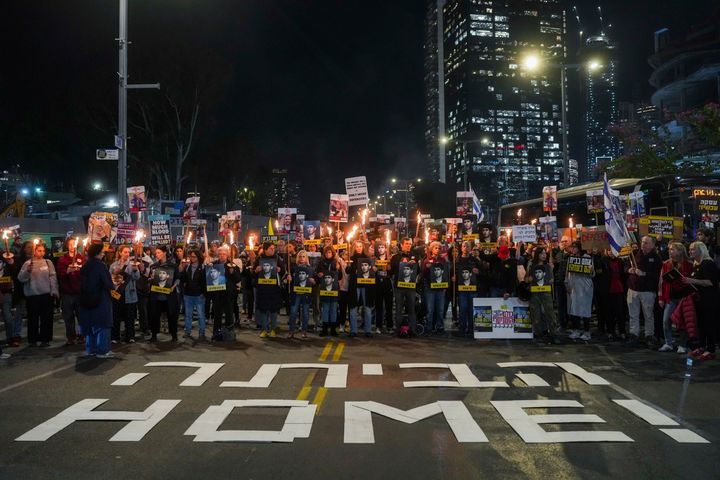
267, 168, 301, 215
424, 0, 446, 183
581, 34, 619, 182
439, 0, 566, 209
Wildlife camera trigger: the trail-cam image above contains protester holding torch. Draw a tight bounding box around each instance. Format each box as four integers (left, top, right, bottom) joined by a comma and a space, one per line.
56, 236, 86, 345
18, 240, 59, 347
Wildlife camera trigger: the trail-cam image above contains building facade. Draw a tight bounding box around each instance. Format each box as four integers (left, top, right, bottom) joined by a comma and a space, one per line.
581, 35, 619, 182
440, 0, 566, 208
267, 168, 301, 215
424, 0, 447, 183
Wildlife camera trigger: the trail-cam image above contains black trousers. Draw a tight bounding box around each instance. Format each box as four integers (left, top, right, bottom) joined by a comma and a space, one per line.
212, 293, 234, 335
375, 281, 393, 330
112, 301, 137, 342
606, 292, 626, 335
26, 293, 54, 343
338, 291, 349, 326
149, 299, 178, 337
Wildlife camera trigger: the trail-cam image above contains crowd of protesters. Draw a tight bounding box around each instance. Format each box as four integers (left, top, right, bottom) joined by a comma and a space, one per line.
0, 226, 718, 362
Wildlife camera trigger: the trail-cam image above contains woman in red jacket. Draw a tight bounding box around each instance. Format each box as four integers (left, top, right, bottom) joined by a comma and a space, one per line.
658, 242, 693, 353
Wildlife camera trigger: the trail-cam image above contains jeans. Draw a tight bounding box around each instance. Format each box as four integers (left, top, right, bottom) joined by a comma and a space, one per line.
627, 289, 656, 338
458, 292, 474, 334
662, 300, 678, 346
84, 325, 111, 355
183, 294, 207, 335
61, 293, 81, 340
424, 289, 445, 331
1, 294, 16, 340
321, 301, 338, 325
256, 309, 278, 332
349, 305, 372, 334
289, 294, 311, 332
394, 288, 416, 335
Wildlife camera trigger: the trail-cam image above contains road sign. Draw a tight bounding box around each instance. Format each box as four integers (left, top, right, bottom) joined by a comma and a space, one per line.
114, 135, 124, 149
96, 149, 119, 160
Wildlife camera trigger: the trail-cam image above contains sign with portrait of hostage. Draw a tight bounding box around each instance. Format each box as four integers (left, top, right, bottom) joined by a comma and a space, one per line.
206, 264, 227, 292
355, 258, 376, 285
461, 215, 478, 240
397, 261, 418, 289
257, 257, 278, 285
150, 266, 175, 294
303, 221, 322, 245
456, 263, 478, 292
478, 222, 497, 246
428, 262, 448, 289
319, 271, 339, 297
292, 265, 313, 294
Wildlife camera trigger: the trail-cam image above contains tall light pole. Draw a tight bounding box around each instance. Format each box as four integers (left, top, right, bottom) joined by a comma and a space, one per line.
521, 54, 603, 188
117, 0, 160, 214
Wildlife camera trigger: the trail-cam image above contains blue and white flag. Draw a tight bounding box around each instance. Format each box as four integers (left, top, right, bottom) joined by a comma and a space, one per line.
469, 183, 484, 223
603, 174, 627, 257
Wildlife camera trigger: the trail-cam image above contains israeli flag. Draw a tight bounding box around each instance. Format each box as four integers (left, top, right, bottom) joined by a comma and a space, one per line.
603, 174, 627, 257
469, 183, 484, 223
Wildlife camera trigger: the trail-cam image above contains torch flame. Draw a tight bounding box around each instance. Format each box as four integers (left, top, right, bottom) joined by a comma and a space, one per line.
2, 230, 9, 240
134, 229, 144, 243
33, 239, 40, 246
517, 208, 522, 217
505, 228, 512, 238
249, 235, 255, 250
361, 209, 368, 226
424, 228, 429, 245
385, 230, 390, 245
531, 219, 537, 225
228, 231, 233, 245
328, 226, 333, 236
569, 218, 574, 229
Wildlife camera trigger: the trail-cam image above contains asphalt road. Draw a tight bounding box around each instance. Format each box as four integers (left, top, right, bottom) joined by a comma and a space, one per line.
1, 317, 718, 480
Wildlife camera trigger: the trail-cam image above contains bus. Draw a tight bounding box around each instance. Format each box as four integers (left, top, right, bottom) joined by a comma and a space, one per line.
498, 175, 720, 241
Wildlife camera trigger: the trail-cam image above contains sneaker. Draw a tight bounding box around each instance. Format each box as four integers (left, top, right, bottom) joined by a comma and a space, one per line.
339, 325, 345, 333
375, 328, 381, 335
0, 353, 10, 360
658, 344, 673, 352
260, 330, 267, 338
96, 352, 116, 359
39, 342, 50, 348
699, 351, 716, 361
645, 335, 659, 347
580, 331, 591, 341
183, 332, 192, 339
111, 340, 118, 345
127, 339, 135, 344
301, 332, 308, 339
569, 330, 581, 340
269, 330, 277, 338
676, 345, 687, 354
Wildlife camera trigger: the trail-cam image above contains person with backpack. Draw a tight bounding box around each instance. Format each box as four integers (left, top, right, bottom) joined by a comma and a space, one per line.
78, 243, 114, 358
17, 242, 59, 347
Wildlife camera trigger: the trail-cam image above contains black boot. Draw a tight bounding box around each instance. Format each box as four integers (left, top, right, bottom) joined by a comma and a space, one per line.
320, 324, 328, 337
330, 324, 338, 337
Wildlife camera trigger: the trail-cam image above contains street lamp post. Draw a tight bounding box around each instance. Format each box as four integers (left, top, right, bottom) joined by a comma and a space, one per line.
521, 54, 603, 188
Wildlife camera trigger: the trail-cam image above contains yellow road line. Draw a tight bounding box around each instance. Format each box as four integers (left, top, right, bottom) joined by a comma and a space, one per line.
296, 372, 316, 400
318, 341, 334, 361
312, 387, 328, 415
332, 341, 345, 362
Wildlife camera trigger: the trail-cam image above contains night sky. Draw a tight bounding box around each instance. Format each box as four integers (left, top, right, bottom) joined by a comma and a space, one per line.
0, 0, 715, 217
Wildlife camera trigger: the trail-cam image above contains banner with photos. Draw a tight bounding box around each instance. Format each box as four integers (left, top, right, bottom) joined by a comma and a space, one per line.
473, 297, 532, 339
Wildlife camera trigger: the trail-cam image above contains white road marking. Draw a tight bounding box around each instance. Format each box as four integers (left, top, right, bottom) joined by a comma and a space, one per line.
362, 364, 383, 375
111, 372, 149, 386
612, 399, 679, 426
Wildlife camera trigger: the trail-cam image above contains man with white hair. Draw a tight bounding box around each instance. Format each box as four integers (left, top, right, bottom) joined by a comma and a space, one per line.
626, 235, 662, 348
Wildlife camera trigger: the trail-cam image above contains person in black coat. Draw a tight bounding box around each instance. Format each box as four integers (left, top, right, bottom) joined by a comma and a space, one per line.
78, 243, 114, 357
146, 245, 180, 342
253, 242, 285, 337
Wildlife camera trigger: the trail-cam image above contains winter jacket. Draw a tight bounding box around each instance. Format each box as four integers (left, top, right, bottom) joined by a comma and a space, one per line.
254, 254, 284, 312
78, 256, 113, 329
671, 294, 698, 339
346, 254, 376, 307
658, 259, 694, 303
179, 263, 206, 296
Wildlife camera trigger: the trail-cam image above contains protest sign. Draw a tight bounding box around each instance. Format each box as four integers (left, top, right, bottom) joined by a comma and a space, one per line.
116, 222, 137, 245
542, 186, 557, 212
344, 176, 369, 206
87, 212, 118, 244
127, 186, 146, 212
277, 208, 297, 235
473, 297, 532, 339
183, 196, 200, 221
586, 189, 603, 214
456, 192, 473, 216
329, 194, 349, 223
566, 255, 594, 275
511, 225, 537, 243
580, 226, 610, 251
538, 216, 557, 241
638, 216, 683, 240
149, 215, 172, 246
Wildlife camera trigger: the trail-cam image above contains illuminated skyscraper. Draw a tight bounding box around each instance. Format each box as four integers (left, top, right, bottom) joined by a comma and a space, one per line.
440, 0, 566, 208
581, 34, 619, 181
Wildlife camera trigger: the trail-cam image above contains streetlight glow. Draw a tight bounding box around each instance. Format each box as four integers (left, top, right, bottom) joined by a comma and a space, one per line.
522, 54, 541, 71
439, 136, 449, 145
391, 178, 397, 184
588, 60, 602, 71
92, 182, 102, 191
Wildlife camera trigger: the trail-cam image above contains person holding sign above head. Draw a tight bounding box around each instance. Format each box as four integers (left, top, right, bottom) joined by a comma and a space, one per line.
287, 252, 315, 338
254, 241, 284, 338
565, 241, 595, 342
390, 237, 418, 338
525, 247, 561, 344
345, 240, 375, 338
422, 241, 448, 334
146, 246, 180, 343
